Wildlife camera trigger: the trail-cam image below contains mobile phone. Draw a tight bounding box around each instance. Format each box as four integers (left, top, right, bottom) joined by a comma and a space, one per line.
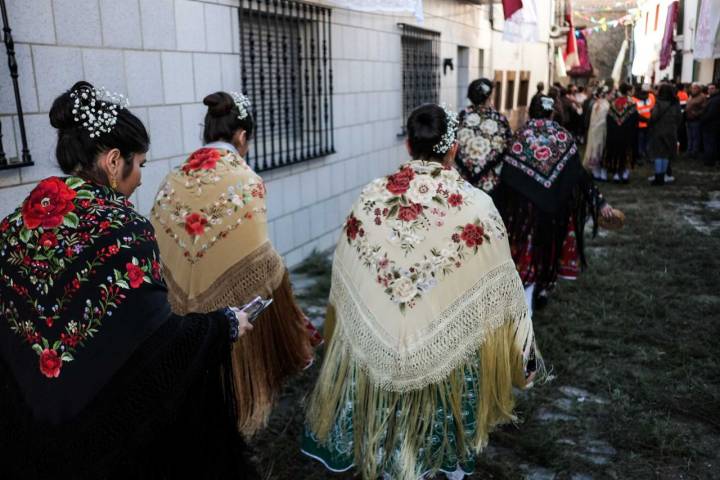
240, 296, 273, 323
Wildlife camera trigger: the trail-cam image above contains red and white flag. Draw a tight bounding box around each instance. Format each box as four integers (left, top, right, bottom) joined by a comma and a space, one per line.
564, 0, 580, 68
502, 0, 523, 20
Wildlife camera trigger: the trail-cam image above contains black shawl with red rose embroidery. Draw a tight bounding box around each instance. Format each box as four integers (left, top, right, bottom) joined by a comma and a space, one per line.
494, 120, 605, 290
0, 177, 178, 423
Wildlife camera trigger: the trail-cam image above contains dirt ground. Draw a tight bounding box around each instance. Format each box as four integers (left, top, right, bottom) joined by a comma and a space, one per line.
251, 159, 720, 480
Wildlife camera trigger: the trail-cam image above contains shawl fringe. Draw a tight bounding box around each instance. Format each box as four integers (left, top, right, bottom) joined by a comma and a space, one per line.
307, 304, 543, 480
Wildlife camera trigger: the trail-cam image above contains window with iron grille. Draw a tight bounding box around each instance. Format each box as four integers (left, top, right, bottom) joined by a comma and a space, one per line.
238, 0, 334, 172
493, 70, 503, 111
399, 24, 440, 128
505, 71, 515, 111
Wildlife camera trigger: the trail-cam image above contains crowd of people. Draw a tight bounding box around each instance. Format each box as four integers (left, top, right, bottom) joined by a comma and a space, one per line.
530, 78, 720, 187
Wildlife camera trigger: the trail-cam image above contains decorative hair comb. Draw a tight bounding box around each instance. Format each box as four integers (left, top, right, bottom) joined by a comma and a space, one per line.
229, 91, 252, 120
540, 97, 555, 111
432, 104, 459, 155
70, 86, 129, 138
479, 82, 491, 94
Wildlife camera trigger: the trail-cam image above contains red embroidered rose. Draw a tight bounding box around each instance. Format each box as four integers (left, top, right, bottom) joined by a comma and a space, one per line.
397, 203, 423, 222
79, 200, 91, 209
39, 232, 58, 249
151, 260, 161, 280
386, 167, 415, 196
39, 348, 62, 378
99, 220, 111, 231
460, 223, 485, 248
448, 193, 463, 207
107, 245, 120, 255
60, 333, 80, 348
345, 214, 361, 240
22, 177, 77, 230
182, 148, 221, 173
451, 233, 461, 243
556, 131, 568, 142
533, 146, 551, 162
184, 213, 208, 237
0, 219, 9, 233
126, 263, 145, 289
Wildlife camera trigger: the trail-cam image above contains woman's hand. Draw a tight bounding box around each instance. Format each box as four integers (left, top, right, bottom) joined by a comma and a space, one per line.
230, 307, 253, 339
600, 204, 614, 219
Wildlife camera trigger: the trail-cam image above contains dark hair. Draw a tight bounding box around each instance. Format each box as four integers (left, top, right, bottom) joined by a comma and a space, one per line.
49, 81, 149, 185
657, 83, 677, 103
202, 91, 255, 145
406, 104, 448, 161
530, 95, 554, 120
467, 78, 494, 106
536, 81, 544, 92
619, 83, 632, 95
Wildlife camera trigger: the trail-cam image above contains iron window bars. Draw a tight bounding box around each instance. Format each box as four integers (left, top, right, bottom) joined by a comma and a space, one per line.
398, 23, 440, 133
0, 0, 32, 170
238, 0, 334, 173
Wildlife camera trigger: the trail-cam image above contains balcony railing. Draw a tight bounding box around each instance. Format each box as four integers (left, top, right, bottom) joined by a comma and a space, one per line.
0, 0, 32, 171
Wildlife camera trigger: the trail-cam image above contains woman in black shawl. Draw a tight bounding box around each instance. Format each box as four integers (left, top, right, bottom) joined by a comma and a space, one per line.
0, 82, 258, 479
647, 83, 682, 186
603, 83, 639, 183
493, 96, 615, 311
455, 78, 512, 194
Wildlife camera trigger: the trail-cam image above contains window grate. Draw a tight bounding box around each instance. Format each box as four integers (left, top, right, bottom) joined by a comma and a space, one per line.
0, 0, 32, 171
238, 0, 333, 172
517, 70, 530, 107
399, 23, 440, 127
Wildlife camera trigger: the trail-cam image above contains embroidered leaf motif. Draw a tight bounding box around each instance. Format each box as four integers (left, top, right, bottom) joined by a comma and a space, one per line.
62, 212, 79, 228
18, 228, 31, 244
65, 177, 85, 190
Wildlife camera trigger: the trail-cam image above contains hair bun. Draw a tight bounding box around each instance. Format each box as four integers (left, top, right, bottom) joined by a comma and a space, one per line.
50, 80, 95, 130
203, 92, 235, 117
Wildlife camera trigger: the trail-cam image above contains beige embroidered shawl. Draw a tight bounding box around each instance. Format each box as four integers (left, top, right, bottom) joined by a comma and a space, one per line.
151, 147, 311, 436
307, 161, 539, 477
151, 147, 284, 312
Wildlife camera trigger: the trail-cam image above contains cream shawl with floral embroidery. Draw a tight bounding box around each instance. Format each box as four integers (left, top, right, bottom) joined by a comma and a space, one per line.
150, 147, 283, 313
325, 160, 534, 390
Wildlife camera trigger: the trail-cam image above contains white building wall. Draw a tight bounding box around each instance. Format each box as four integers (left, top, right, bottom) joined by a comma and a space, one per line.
0, 0, 549, 267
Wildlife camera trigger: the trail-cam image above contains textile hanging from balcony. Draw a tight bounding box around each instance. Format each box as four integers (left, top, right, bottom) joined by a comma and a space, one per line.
694, 0, 720, 60
502, 0, 540, 43
328, 0, 423, 23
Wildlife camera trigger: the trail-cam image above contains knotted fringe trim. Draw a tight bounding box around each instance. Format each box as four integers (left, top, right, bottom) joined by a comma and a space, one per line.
164, 241, 286, 315
329, 259, 534, 392
307, 306, 540, 480
163, 245, 312, 437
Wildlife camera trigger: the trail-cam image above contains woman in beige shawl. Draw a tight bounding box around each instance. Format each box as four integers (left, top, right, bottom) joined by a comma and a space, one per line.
582, 86, 610, 180
303, 104, 542, 480
151, 91, 318, 436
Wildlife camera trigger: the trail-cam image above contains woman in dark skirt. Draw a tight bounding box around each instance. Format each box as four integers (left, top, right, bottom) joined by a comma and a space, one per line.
0, 81, 258, 479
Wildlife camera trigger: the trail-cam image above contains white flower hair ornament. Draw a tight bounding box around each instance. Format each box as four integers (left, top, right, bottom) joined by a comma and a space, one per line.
540, 97, 555, 111
70, 87, 129, 139
479, 82, 491, 94
229, 91, 252, 120
432, 105, 459, 155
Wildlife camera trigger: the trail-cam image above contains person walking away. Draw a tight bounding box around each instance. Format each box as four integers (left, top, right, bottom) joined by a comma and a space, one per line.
685, 83, 707, 159
647, 84, 682, 185
604, 83, 639, 183
700, 83, 720, 167
529, 81, 545, 119
676, 83, 689, 152
633, 84, 656, 165
583, 86, 610, 180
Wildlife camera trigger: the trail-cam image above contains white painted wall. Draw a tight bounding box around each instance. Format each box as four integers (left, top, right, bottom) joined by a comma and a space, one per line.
0, 0, 550, 266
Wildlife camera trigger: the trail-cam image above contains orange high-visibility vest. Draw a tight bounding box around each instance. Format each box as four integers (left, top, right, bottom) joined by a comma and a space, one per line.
633, 93, 655, 128
677, 90, 688, 107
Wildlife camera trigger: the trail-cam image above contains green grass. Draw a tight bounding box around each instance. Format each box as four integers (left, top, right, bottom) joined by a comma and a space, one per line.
252, 159, 720, 479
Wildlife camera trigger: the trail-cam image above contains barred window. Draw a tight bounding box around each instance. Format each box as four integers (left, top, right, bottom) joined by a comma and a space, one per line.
238, 0, 334, 172
518, 71, 530, 107
505, 71, 515, 111
493, 70, 503, 111
399, 24, 440, 128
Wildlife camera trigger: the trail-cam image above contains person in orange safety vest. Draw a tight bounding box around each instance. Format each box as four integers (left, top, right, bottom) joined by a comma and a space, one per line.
633, 84, 656, 164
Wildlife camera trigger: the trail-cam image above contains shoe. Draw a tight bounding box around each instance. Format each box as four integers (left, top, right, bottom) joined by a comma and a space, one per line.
647, 175, 654, 182
612, 174, 620, 183
664, 174, 675, 183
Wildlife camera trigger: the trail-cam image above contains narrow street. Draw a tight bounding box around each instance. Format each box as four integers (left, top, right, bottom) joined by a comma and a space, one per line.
255, 159, 720, 479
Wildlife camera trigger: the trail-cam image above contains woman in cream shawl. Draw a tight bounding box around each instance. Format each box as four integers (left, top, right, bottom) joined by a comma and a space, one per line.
151, 91, 318, 436
582, 86, 610, 180
303, 104, 541, 480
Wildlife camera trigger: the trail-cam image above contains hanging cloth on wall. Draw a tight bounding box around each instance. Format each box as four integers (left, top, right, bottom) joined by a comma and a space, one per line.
694, 0, 720, 60
659, 1, 679, 70
502, 0, 540, 43
328, 0, 424, 23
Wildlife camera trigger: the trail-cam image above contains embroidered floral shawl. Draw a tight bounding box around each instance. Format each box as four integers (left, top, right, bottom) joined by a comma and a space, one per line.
502, 118, 584, 214
322, 161, 534, 390
455, 106, 512, 193
151, 147, 284, 312
0, 177, 170, 423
